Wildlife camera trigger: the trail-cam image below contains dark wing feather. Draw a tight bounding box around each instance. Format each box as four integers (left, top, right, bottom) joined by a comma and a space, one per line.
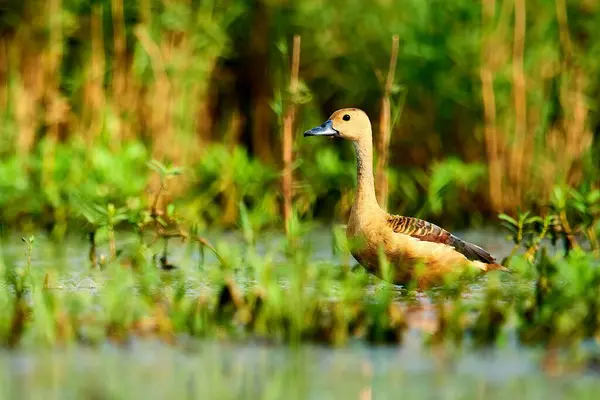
386, 215, 496, 264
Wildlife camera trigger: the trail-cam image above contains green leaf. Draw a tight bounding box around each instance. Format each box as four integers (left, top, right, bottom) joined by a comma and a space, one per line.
500, 221, 518, 234
517, 211, 531, 223
498, 213, 518, 226
238, 201, 254, 245
525, 216, 543, 225
147, 160, 168, 178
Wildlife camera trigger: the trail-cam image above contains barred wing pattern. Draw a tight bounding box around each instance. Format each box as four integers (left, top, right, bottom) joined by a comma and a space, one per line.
386, 215, 496, 264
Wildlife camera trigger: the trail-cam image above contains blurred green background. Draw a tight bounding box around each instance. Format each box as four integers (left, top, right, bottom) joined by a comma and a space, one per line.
0, 0, 598, 234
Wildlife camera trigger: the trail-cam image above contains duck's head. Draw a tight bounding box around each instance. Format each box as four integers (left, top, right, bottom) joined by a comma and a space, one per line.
303, 108, 371, 142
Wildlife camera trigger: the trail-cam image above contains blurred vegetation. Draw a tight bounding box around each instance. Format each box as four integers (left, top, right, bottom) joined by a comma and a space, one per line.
0, 0, 598, 233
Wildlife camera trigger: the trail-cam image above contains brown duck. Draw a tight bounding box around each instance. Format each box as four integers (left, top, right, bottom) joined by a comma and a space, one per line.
304, 108, 507, 288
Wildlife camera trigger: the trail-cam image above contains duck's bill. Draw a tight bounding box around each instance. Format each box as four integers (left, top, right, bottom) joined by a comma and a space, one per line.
303, 120, 339, 137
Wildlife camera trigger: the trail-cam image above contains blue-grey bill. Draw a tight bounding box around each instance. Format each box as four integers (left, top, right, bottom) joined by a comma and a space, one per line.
303, 120, 339, 137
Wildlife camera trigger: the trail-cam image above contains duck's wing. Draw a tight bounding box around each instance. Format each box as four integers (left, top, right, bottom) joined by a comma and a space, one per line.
386, 215, 496, 264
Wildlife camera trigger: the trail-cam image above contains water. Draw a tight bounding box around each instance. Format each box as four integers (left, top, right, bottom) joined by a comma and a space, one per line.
1, 340, 599, 399
0, 226, 516, 272
0, 228, 596, 399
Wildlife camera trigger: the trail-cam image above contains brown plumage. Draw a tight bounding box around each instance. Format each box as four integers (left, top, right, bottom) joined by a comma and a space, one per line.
386, 215, 496, 264
305, 108, 507, 289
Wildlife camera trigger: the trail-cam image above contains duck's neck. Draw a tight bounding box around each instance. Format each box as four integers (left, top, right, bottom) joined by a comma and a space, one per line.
352, 137, 380, 213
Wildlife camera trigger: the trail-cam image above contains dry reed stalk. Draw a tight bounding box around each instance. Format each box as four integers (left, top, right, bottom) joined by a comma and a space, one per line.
42, 0, 67, 185
375, 35, 399, 209
536, 2, 591, 200
135, 26, 171, 150
10, 13, 50, 159
481, 0, 518, 212
480, 65, 502, 212
166, 30, 205, 165
139, 21, 203, 168
111, 0, 128, 144
479, 1, 502, 212
561, 70, 592, 186
135, 25, 173, 210
82, 5, 106, 147
556, 1, 591, 187
509, 0, 527, 208
555, 0, 573, 59
12, 49, 39, 158
282, 35, 301, 233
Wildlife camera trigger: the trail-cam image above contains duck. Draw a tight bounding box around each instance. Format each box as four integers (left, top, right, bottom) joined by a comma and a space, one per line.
304, 108, 507, 288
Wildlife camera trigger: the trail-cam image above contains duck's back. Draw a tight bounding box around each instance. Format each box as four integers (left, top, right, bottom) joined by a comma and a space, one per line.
386, 215, 496, 264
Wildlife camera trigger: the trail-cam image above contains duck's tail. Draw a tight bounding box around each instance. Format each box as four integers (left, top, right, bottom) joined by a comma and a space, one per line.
471, 260, 512, 274
486, 263, 512, 273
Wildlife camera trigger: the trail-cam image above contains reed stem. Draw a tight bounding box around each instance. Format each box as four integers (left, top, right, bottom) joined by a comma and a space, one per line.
480, 0, 503, 212
375, 35, 399, 210
510, 0, 527, 208
283, 35, 301, 234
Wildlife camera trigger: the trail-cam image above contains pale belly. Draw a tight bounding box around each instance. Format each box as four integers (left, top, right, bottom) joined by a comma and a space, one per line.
347, 231, 480, 289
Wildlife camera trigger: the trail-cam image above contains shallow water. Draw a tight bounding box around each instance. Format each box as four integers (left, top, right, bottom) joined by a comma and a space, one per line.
0, 226, 518, 309
1, 227, 596, 398
1, 340, 599, 399
0, 226, 515, 277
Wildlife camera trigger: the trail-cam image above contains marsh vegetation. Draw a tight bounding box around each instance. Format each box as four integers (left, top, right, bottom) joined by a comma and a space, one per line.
1, 0, 599, 397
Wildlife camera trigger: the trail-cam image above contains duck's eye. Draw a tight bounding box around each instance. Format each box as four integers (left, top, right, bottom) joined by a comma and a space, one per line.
343, 114, 351, 121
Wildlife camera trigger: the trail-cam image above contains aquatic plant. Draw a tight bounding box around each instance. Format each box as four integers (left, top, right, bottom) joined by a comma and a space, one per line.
0, 191, 597, 353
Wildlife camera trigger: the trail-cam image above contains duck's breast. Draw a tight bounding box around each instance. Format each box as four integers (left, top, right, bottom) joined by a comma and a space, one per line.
346, 217, 413, 281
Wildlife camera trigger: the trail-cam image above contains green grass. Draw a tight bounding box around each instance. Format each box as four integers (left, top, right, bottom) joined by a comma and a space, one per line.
0, 215, 599, 351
